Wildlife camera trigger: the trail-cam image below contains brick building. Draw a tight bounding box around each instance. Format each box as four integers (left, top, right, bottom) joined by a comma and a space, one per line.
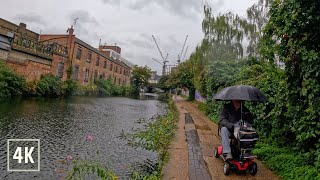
0, 18, 68, 81
0, 18, 131, 85
40, 26, 131, 85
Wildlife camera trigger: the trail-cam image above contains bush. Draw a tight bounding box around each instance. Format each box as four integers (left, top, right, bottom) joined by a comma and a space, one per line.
75, 83, 98, 96
64, 79, 78, 96
25, 81, 39, 96
37, 74, 64, 96
0, 61, 26, 98
253, 143, 320, 180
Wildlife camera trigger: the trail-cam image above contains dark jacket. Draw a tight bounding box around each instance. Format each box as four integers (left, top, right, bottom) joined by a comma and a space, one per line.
218, 103, 253, 131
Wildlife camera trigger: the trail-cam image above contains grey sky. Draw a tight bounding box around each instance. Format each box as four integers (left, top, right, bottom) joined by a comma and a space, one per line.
0, 0, 256, 74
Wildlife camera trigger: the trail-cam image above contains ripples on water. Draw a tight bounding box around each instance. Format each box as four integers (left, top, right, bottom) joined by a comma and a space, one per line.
0, 96, 167, 180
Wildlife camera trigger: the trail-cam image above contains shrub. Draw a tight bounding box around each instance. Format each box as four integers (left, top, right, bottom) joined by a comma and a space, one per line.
25, 80, 39, 96
0, 61, 26, 98
37, 74, 64, 96
253, 143, 320, 180
64, 79, 78, 96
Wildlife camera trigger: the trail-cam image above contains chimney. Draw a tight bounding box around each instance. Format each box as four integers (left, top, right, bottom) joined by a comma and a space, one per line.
18, 23, 27, 33
68, 25, 74, 36
67, 25, 75, 59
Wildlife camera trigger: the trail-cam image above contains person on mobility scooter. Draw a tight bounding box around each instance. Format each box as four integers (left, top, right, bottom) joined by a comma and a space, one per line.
213, 85, 267, 175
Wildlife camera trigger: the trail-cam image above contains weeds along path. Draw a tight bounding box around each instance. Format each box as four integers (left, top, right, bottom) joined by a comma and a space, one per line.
163, 96, 279, 180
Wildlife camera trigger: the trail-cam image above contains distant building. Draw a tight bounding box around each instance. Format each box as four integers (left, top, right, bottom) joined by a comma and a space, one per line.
149, 71, 160, 84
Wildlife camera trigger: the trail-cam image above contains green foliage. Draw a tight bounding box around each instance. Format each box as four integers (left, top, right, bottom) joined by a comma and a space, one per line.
37, 74, 65, 96
167, 61, 196, 100
65, 160, 117, 180
123, 95, 179, 179
260, 0, 320, 168
157, 75, 170, 91
95, 79, 132, 96
253, 142, 320, 180
64, 79, 79, 96
0, 61, 26, 98
25, 81, 39, 96
176, 0, 320, 175
131, 66, 152, 95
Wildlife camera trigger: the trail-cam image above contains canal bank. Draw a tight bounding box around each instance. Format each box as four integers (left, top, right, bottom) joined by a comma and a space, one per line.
163, 96, 279, 180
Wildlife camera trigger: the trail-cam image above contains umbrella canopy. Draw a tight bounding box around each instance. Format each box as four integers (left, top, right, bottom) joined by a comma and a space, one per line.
213, 85, 268, 101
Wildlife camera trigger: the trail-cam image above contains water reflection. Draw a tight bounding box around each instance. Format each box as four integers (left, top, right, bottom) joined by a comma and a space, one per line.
0, 95, 166, 179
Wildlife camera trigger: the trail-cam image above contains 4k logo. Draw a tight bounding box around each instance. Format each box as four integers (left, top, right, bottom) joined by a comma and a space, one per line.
7, 139, 40, 171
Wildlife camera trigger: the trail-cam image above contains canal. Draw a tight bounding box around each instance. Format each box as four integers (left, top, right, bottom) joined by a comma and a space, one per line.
0, 95, 167, 179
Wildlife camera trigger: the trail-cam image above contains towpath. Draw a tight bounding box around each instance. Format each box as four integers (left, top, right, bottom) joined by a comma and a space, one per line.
162, 96, 279, 180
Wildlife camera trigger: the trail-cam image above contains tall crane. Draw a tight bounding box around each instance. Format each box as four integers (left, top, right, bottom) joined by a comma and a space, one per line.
152, 35, 169, 75
152, 52, 168, 76
182, 46, 189, 61
178, 35, 188, 64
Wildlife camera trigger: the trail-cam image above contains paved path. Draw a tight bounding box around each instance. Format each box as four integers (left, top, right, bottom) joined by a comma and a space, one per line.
162, 96, 279, 180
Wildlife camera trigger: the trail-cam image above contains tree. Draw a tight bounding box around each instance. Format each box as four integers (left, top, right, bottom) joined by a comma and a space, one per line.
157, 75, 170, 92
167, 61, 196, 100
131, 66, 151, 94
261, 0, 320, 166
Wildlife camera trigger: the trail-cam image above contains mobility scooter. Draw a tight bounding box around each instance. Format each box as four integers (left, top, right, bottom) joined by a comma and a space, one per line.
214, 122, 259, 175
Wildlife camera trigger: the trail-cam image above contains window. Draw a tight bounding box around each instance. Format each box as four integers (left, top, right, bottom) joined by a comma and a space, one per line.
96, 56, 99, 66
94, 70, 98, 82
57, 62, 64, 78
85, 69, 89, 82
100, 73, 105, 79
87, 51, 92, 63
110, 63, 113, 71
120, 67, 122, 74
76, 48, 82, 59
103, 61, 107, 68
115, 66, 118, 73
74, 65, 79, 80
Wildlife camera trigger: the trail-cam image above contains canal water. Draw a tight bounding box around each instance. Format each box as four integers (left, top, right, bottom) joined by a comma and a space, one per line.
0, 95, 167, 179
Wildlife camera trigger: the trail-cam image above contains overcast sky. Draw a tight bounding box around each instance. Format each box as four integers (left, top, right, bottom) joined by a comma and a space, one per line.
0, 0, 256, 74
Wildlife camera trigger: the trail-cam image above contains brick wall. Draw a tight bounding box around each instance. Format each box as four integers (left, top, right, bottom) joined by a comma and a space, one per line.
6, 59, 51, 81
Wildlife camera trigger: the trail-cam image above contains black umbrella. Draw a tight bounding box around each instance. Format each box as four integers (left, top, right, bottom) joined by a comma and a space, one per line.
214, 85, 268, 102
214, 85, 267, 126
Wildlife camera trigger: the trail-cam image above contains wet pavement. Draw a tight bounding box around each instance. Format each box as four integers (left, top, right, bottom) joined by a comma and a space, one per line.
185, 113, 211, 180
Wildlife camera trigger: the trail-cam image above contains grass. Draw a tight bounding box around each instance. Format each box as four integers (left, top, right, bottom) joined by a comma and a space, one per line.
253, 142, 320, 180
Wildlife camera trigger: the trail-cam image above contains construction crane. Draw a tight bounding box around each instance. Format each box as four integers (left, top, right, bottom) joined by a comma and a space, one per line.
152, 35, 169, 75
182, 46, 189, 61
152, 56, 168, 76
177, 35, 188, 64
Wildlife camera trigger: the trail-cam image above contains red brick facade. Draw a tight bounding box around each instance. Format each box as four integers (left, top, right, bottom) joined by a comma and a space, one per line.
0, 18, 131, 85
41, 26, 131, 86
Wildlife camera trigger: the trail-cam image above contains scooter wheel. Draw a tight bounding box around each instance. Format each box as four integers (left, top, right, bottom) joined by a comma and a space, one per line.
249, 162, 257, 175
224, 162, 230, 175
214, 148, 219, 158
